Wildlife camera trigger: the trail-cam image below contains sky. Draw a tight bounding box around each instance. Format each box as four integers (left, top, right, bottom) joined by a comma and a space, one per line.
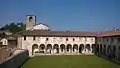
0, 0, 120, 31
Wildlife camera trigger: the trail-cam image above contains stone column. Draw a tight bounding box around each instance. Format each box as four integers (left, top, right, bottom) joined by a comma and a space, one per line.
59, 45, 60, 54
45, 45, 47, 54
59, 47, 61, 54
90, 45, 92, 53
65, 45, 67, 54
71, 45, 73, 54
78, 45, 79, 54
51, 45, 53, 54
115, 46, 118, 60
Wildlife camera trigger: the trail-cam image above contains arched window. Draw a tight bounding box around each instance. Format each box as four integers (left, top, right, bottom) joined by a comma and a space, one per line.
60, 44, 65, 52
79, 44, 84, 53
66, 44, 72, 52
32, 44, 39, 55
29, 16, 33, 22
73, 44, 78, 52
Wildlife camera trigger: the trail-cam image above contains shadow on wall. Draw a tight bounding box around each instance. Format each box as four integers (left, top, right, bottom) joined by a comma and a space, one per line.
96, 53, 120, 65
0, 49, 29, 68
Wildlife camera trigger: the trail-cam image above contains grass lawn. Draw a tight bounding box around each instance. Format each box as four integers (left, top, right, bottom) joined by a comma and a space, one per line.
23, 55, 120, 68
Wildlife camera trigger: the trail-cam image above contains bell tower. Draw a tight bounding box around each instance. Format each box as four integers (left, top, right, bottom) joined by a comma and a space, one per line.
26, 15, 36, 30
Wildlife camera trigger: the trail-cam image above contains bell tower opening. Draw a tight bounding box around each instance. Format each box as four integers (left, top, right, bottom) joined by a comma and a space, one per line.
26, 15, 36, 30
29, 16, 33, 22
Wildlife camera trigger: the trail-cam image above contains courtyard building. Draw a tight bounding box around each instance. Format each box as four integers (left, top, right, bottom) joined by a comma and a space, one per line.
17, 15, 120, 63
97, 30, 120, 61
18, 15, 96, 56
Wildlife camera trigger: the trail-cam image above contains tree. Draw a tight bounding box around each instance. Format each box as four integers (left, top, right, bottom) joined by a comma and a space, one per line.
0, 22, 25, 34
16, 22, 26, 34
0, 32, 6, 38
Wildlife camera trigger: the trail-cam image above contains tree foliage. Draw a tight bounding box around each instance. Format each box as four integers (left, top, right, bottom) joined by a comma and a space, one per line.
0, 22, 25, 34
0, 32, 6, 38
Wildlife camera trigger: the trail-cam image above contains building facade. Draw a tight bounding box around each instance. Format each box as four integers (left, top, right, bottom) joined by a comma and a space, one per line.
18, 15, 97, 56
17, 15, 120, 63
97, 30, 120, 61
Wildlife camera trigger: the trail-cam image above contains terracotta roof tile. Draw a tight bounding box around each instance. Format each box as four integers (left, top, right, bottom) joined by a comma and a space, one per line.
99, 30, 120, 37
22, 30, 97, 37
22, 29, 120, 37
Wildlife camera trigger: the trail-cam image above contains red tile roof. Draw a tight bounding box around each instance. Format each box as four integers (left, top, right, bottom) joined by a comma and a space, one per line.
98, 30, 120, 37
22, 30, 97, 37
22, 29, 120, 37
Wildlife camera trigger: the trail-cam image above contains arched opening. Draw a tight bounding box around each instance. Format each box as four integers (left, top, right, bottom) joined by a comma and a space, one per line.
103, 45, 106, 55
53, 44, 59, 53
118, 46, 120, 60
112, 45, 116, 59
92, 44, 96, 53
29, 16, 33, 22
73, 44, 78, 53
85, 44, 91, 53
60, 44, 65, 53
107, 45, 112, 59
39, 44, 45, 53
46, 44, 52, 53
96, 44, 99, 53
66, 44, 72, 53
79, 44, 84, 53
32, 44, 39, 55
100, 44, 102, 54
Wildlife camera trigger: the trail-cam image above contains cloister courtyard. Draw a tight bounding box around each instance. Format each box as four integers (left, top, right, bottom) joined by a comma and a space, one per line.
22, 55, 120, 68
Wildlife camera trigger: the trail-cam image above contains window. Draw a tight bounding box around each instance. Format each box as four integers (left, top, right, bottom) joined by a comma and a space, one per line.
46, 38, 49, 41
73, 38, 75, 41
24, 36, 26, 40
4, 40, 6, 45
66, 38, 68, 41
33, 36, 36, 40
